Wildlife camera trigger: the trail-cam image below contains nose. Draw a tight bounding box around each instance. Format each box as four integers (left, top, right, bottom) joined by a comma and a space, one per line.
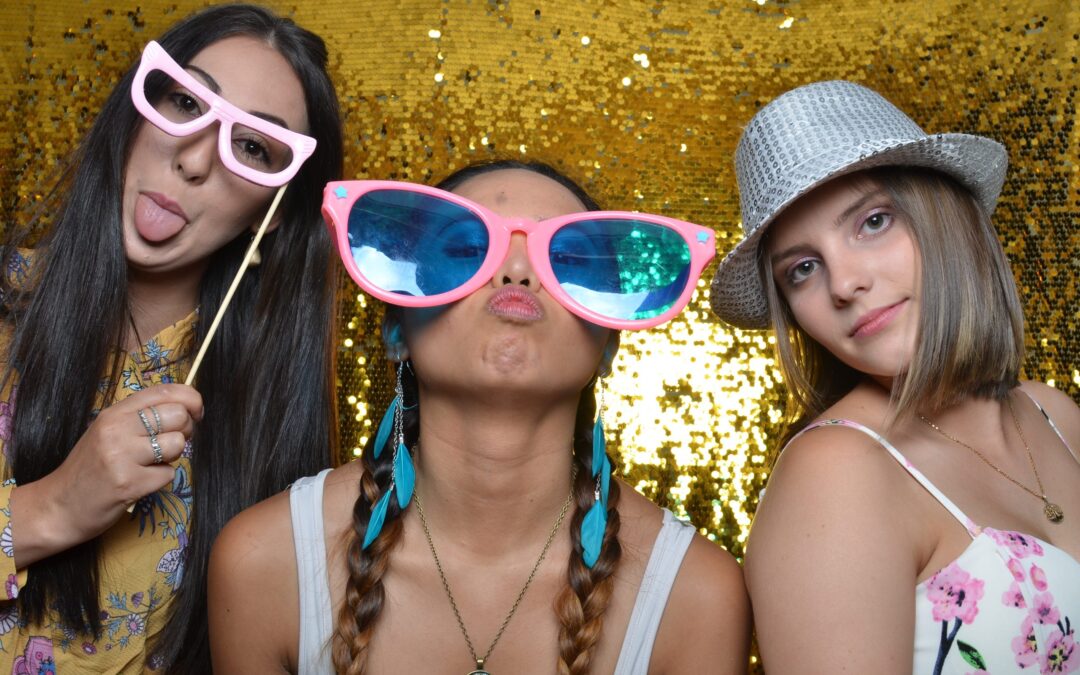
827, 252, 871, 306
492, 233, 539, 289
173, 125, 218, 184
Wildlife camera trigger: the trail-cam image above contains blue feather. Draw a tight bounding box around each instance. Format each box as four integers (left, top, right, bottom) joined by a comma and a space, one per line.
362, 489, 392, 550
394, 443, 415, 509
373, 396, 398, 459
599, 455, 611, 508
581, 499, 607, 568
591, 416, 605, 476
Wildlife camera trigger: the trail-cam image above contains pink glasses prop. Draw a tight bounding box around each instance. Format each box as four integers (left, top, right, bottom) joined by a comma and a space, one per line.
131, 40, 316, 187
322, 180, 717, 330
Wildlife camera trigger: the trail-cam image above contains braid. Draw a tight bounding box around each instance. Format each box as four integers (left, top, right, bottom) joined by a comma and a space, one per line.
554, 380, 623, 674
332, 364, 419, 674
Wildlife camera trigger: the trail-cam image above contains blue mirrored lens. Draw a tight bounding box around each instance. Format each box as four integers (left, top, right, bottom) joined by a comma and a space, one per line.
549, 219, 691, 321
347, 190, 488, 298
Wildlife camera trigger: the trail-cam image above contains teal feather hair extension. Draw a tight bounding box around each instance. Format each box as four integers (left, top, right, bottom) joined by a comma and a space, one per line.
362, 489, 393, 550
373, 396, 398, 459
394, 443, 415, 509
581, 499, 606, 567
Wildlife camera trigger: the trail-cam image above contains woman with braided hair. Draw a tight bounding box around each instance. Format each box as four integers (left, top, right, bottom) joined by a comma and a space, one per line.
208, 160, 749, 673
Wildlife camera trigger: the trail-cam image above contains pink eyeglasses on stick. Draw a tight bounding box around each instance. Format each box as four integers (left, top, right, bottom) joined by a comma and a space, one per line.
322, 180, 717, 330
131, 40, 315, 187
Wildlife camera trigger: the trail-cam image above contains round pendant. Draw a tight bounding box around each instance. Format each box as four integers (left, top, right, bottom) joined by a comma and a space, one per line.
1044, 501, 1064, 523
467, 671, 491, 675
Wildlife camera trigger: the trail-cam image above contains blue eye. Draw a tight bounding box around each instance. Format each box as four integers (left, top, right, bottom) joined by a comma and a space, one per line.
787, 259, 818, 285
859, 212, 893, 237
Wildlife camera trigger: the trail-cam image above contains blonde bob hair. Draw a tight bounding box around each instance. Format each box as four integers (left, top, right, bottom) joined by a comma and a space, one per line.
761, 167, 1024, 435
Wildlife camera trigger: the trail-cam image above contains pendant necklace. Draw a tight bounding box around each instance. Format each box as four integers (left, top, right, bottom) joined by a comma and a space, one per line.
414, 481, 573, 674
919, 396, 1063, 523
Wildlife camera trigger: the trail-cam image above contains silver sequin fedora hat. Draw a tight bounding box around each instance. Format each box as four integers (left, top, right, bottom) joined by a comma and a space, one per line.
709, 80, 1008, 329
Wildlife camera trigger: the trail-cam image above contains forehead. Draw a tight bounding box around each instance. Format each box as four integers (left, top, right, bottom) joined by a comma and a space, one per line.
767, 173, 883, 248
450, 169, 587, 220
186, 35, 309, 134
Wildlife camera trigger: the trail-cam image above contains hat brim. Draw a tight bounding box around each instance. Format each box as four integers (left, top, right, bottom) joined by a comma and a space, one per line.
709, 132, 1007, 330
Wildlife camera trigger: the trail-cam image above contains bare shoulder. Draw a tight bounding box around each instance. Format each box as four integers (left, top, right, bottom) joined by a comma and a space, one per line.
1019, 380, 1080, 441
208, 485, 299, 672
745, 396, 920, 672
652, 531, 750, 673
617, 487, 750, 673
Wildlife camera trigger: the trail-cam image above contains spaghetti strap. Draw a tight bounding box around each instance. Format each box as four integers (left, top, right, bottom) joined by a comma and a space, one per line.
788, 419, 980, 538
1019, 388, 1080, 465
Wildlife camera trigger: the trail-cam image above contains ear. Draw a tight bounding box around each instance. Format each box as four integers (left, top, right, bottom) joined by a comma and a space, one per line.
381, 309, 410, 363
598, 331, 620, 376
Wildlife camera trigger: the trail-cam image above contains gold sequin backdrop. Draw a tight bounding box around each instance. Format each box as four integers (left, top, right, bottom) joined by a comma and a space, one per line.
1, 1, 1077, 560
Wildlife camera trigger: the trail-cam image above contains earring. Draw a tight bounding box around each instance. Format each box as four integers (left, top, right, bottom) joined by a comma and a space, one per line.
246, 233, 262, 268
363, 361, 416, 549
581, 374, 611, 568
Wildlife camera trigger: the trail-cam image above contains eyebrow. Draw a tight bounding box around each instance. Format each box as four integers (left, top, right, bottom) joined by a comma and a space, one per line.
186, 65, 293, 130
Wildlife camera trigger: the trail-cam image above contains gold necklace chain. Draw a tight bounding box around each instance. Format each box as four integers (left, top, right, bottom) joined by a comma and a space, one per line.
414, 483, 573, 674
919, 397, 1064, 523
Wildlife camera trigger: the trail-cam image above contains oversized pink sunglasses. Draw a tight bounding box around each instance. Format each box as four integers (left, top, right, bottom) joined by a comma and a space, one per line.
322, 180, 717, 330
130, 40, 316, 187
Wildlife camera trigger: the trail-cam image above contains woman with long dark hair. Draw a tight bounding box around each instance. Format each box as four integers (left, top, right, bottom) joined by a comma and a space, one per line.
711, 81, 1080, 672
0, 5, 342, 672
209, 160, 750, 673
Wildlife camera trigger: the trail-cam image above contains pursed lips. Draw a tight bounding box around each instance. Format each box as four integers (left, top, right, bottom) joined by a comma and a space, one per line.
486, 286, 544, 323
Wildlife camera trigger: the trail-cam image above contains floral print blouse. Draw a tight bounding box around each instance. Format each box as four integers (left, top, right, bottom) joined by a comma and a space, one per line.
0, 257, 195, 674
798, 408, 1080, 674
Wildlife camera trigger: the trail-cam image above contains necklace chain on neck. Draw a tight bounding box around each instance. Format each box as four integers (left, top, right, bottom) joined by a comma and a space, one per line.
919, 396, 1064, 523
413, 476, 574, 674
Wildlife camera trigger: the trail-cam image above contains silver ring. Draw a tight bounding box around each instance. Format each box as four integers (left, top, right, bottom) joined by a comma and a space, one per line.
137, 409, 155, 436
149, 434, 164, 464
149, 405, 163, 435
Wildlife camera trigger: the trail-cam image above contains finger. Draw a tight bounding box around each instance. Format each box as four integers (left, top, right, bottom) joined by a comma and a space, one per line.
114, 384, 204, 420
144, 402, 197, 438
134, 431, 188, 467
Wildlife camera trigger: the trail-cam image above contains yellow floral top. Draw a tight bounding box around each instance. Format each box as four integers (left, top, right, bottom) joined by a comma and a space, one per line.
0, 251, 196, 673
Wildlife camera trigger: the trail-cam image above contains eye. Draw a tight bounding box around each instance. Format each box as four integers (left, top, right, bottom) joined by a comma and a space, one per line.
857, 211, 893, 238
232, 135, 273, 168
167, 91, 204, 118
785, 258, 819, 285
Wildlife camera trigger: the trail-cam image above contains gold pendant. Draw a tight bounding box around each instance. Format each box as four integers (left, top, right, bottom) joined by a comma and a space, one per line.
1044, 499, 1064, 523
468, 659, 491, 675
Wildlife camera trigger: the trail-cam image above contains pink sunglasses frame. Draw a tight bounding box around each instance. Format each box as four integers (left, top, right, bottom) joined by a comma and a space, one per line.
130, 40, 316, 187
322, 180, 717, 330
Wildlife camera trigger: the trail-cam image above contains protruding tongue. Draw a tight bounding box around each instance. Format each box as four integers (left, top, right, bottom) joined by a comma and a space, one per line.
134, 193, 186, 242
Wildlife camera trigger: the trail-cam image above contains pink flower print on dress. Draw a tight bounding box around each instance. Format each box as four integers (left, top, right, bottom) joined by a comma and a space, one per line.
1013, 615, 1039, 668
925, 562, 985, 624
1031, 592, 1062, 626
1003, 582, 1028, 609
12, 636, 54, 675
1008, 557, 1027, 582
1041, 627, 1079, 673
1030, 563, 1049, 592
0, 386, 16, 449
5, 572, 18, 600
988, 528, 1045, 559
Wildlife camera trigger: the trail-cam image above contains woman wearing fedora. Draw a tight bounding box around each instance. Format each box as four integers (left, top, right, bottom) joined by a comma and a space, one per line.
711, 81, 1080, 673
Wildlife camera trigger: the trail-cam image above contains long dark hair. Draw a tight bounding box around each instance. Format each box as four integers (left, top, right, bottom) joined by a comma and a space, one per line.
0, 4, 343, 672
330, 160, 624, 673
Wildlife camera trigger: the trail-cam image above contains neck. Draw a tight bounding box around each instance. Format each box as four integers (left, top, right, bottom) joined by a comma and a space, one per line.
411, 390, 580, 560
126, 262, 205, 351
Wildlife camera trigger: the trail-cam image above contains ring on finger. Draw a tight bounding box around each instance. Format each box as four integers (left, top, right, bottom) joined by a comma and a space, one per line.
149, 434, 164, 465
137, 408, 155, 436
149, 405, 163, 435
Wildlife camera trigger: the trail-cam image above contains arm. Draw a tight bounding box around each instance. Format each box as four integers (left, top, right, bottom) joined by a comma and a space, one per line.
8, 383, 202, 569
209, 491, 298, 674
745, 427, 920, 674
651, 535, 751, 674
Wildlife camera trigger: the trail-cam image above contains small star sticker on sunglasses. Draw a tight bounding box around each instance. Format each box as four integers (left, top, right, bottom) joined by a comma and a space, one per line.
334, 186, 348, 199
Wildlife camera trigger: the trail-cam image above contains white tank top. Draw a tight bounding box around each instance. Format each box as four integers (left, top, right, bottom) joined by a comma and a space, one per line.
289, 470, 695, 674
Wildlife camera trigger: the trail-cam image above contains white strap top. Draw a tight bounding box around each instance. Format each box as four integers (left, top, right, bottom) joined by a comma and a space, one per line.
289, 471, 695, 674
792, 392, 1080, 674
